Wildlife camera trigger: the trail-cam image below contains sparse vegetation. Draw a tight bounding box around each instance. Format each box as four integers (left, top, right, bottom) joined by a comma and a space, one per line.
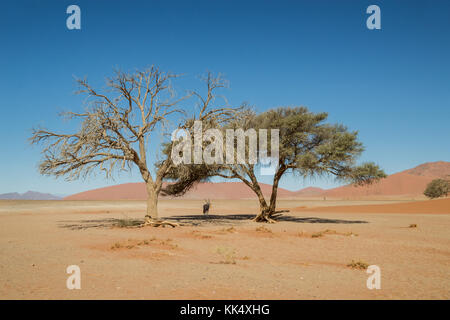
409, 224, 418, 228
160, 238, 178, 249
111, 242, 123, 249
301, 229, 359, 238
424, 178, 449, 199
311, 231, 324, 238
114, 219, 143, 228
191, 230, 213, 239
110, 237, 177, 250
255, 226, 272, 233
216, 247, 237, 264
347, 260, 369, 270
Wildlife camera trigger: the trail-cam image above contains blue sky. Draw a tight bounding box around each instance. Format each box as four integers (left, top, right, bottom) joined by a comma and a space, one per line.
0, 0, 449, 195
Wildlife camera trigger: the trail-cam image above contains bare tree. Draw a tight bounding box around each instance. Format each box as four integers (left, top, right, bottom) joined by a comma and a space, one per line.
31, 67, 236, 226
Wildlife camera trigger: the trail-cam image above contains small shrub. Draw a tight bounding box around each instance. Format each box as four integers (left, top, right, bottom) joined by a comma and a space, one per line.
409, 224, 417, 228
424, 179, 449, 199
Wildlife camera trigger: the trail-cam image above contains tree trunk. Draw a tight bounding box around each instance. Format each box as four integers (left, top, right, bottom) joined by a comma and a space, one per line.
269, 171, 283, 214
254, 166, 285, 223
145, 183, 159, 221
251, 183, 276, 223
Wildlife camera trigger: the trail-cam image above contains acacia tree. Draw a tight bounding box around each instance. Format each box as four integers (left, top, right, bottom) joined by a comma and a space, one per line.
424, 178, 450, 199
163, 106, 387, 223
31, 67, 235, 226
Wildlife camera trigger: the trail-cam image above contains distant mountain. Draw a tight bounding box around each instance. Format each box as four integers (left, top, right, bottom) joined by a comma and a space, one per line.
0, 191, 62, 200
64, 161, 450, 200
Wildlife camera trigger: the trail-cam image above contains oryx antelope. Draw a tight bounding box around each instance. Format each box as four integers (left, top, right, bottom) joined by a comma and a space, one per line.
203, 199, 211, 215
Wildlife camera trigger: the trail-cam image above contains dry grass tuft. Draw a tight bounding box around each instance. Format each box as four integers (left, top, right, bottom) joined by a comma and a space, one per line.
255, 226, 272, 233
311, 231, 324, 238
409, 224, 418, 228
160, 238, 178, 249
110, 237, 178, 250
299, 229, 358, 238
191, 230, 213, 239
111, 242, 123, 249
347, 260, 369, 270
215, 247, 237, 265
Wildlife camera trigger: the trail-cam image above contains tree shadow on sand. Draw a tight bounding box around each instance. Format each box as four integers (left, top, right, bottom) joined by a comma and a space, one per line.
58, 214, 367, 230
58, 218, 143, 230
165, 214, 368, 226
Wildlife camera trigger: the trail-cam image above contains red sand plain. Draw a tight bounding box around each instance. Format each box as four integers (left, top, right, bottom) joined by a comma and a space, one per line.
294, 197, 450, 214
1, 198, 449, 299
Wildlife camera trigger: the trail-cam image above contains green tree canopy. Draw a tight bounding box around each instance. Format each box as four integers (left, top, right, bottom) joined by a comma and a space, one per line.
163, 106, 387, 222
424, 178, 450, 199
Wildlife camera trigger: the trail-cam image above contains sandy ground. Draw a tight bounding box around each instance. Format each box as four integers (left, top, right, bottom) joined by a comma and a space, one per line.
294, 197, 450, 214
0, 199, 449, 299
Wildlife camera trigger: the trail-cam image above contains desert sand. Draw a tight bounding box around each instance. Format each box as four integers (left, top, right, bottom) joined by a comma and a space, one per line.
0, 198, 449, 299
294, 197, 450, 214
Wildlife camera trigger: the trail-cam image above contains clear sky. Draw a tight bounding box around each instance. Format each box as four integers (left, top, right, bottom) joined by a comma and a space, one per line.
0, 0, 449, 195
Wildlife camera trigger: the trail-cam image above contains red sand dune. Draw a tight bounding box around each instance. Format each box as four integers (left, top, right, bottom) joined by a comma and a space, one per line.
65, 183, 148, 200
291, 187, 325, 197
64, 182, 297, 200
404, 161, 450, 178
65, 161, 450, 200
293, 197, 450, 214
323, 172, 434, 198
323, 161, 450, 199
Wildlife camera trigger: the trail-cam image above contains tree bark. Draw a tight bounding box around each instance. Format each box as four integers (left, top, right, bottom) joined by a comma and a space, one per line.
250, 183, 275, 223
269, 167, 284, 213
145, 183, 159, 221
254, 166, 285, 223
269, 180, 279, 213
